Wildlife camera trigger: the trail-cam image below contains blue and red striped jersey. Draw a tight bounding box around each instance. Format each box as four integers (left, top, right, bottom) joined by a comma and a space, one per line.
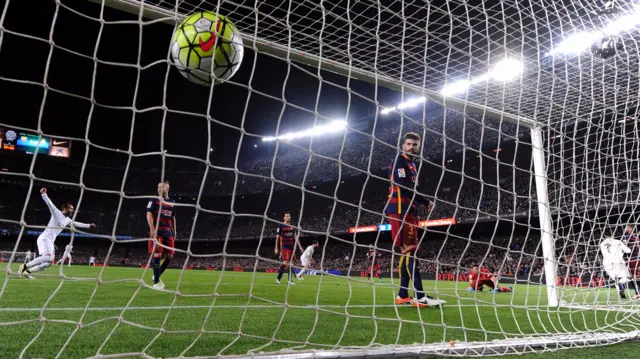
624, 233, 639, 258
147, 198, 175, 237
384, 153, 430, 215
277, 224, 295, 250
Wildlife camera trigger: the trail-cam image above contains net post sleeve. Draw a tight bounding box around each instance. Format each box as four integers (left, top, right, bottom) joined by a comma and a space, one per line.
531, 125, 558, 307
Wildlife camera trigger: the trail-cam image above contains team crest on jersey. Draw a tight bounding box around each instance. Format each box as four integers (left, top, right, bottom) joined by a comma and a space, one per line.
397, 168, 406, 178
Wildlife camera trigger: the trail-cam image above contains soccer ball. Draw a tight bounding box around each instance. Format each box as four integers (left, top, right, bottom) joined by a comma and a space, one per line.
170, 12, 244, 85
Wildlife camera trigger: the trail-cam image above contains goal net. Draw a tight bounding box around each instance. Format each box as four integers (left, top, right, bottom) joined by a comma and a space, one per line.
1, 0, 640, 358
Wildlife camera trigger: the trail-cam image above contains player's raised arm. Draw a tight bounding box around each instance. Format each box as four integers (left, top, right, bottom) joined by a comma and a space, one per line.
40, 188, 64, 220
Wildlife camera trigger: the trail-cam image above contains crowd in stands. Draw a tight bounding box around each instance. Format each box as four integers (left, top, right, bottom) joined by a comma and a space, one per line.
0, 105, 637, 286
1, 231, 603, 281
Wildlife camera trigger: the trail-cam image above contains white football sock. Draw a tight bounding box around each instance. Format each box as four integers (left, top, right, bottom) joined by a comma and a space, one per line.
26, 255, 52, 269
68, 258, 72, 266
29, 262, 51, 273
298, 269, 305, 277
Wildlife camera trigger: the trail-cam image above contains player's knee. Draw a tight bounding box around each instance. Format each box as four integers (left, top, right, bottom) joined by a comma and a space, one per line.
42, 254, 53, 263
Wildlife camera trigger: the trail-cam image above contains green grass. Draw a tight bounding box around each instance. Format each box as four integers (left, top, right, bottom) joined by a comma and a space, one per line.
0, 263, 638, 358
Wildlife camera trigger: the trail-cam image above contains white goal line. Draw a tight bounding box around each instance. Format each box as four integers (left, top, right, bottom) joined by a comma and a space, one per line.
1, 303, 638, 313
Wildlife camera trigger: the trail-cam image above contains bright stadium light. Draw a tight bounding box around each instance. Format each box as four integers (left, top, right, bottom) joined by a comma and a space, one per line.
490, 58, 524, 82
262, 120, 347, 142
379, 97, 426, 115
548, 6, 640, 56
548, 31, 602, 56
603, 6, 640, 35
441, 80, 470, 97
440, 58, 523, 97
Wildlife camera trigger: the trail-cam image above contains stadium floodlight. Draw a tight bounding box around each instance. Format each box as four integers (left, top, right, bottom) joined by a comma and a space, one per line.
441, 59, 522, 97
490, 58, 524, 82
548, 31, 603, 56
603, 6, 640, 35
380, 97, 426, 115
441, 80, 471, 97
548, 5, 640, 57
262, 120, 347, 142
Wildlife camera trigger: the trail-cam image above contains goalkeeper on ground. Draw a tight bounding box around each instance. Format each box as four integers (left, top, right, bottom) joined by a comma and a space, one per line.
600, 236, 633, 299
467, 265, 512, 293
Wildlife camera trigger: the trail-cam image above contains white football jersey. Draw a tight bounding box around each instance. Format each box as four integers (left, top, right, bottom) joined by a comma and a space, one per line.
301, 245, 315, 260
600, 237, 631, 264
39, 193, 90, 244
65, 245, 73, 253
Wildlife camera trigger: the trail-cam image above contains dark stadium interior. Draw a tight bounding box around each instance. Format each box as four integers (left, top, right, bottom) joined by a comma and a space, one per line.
1, 0, 639, 283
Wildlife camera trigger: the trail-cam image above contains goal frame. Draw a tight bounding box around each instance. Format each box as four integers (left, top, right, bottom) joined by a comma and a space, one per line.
84, 0, 564, 355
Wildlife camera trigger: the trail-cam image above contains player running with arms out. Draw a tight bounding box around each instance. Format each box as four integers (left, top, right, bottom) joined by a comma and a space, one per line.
386, 132, 445, 308
467, 265, 512, 293
147, 181, 177, 290
600, 235, 633, 299
19, 188, 95, 278
275, 212, 304, 285
367, 245, 383, 283
296, 240, 319, 280
56, 244, 73, 267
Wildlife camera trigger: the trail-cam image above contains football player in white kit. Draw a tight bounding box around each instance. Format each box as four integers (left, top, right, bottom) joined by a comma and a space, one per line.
600, 236, 632, 299
19, 188, 95, 278
56, 244, 73, 267
89, 256, 96, 266
296, 240, 319, 280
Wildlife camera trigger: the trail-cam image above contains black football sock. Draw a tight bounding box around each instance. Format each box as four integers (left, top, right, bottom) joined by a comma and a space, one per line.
152, 258, 161, 284
158, 256, 172, 276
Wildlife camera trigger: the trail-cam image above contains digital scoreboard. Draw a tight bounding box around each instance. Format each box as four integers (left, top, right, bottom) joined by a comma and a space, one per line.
0, 128, 71, 158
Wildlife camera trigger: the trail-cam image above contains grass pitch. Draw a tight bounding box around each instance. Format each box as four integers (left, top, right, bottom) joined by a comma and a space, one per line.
0, 264, 638, 358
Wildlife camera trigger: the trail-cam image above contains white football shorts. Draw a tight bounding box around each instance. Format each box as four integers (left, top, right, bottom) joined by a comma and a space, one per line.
301, 256, 310, 267
604, 262, 631, 280
36, 236, 55, 257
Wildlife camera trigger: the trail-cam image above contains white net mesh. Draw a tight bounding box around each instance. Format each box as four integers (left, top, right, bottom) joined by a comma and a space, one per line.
1, 0, 640, 358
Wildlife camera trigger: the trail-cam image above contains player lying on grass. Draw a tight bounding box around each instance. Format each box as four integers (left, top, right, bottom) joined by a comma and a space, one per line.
275, 211, 304, 285
19, 188, 95, 278
386, 132, 445, 308
366, 245, 383, 283
600, 235, 636, 299
467, 265, 512, 293
147, 181, 177, 290
296, 240, 319, 280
